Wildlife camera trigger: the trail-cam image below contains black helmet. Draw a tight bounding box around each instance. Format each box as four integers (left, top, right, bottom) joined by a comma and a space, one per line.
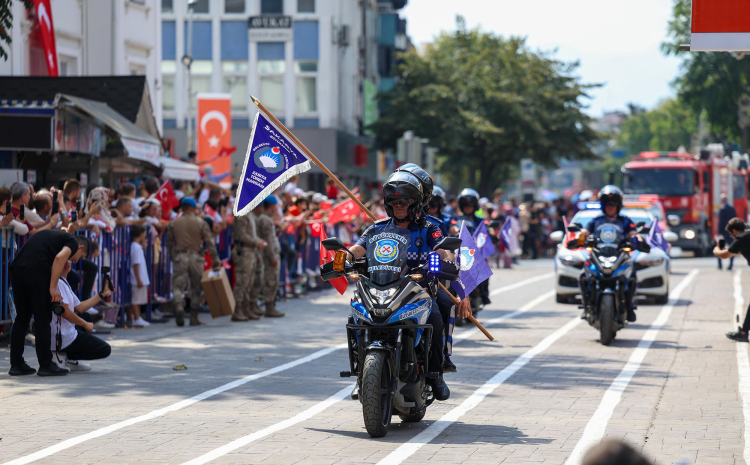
599, 185, 623, 214
383, 171, 424, 221
395, 163, 433, 210
458, 188, 480, 213
429, 186, 446, 213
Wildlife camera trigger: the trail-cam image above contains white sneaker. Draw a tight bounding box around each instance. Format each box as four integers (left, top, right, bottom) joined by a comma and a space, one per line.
66, 360, 91, 371
95, 320, 115, 330
133, 317, 151, 327
151, 309, 165, 319
52, 352, 70, 371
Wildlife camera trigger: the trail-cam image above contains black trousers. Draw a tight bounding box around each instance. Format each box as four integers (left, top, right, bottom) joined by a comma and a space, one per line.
10, 268, 53, 367
436, 288, 455, 355
65, 259, 98, 299
63, 329, 111, 361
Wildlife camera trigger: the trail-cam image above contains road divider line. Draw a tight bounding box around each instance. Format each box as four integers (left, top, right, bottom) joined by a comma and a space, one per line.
176, 290, 559, 464
1, 344, 347, 465
732, 269, 750, 465
181, 383, 355, 465
4, 271, 555, 465
490, 272, 554, 296
564, 269, 699, 465
377, 316, 583, 465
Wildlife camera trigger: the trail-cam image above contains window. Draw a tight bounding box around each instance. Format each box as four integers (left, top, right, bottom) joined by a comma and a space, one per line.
260, 77, 284, 113
162, 61, 176, 112
261, 0, 282, 14
297, 0, 314, 13
189, 0, 209, 13
258, 60, 285, 74
162, 0, 173, 13
225, 0, 244, 13
129, 63, 146, 75
296, 76, 316, 113
59, 57, 77, 76
190, 60, 213, 97
223, 62, 248, 111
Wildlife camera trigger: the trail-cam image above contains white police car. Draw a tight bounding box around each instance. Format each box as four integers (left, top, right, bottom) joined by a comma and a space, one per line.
551, 206, 677, 305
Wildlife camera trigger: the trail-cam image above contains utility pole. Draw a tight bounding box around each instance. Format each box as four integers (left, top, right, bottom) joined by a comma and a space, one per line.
182, 1, 196, 153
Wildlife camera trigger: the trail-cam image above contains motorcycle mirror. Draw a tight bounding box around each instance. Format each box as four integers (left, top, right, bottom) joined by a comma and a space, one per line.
436, 237, 462, 250
636, 221, 646, 228
566, 224, 581, 233
667, 214, 680, 227
663, 231, 678, 243
550, 231, 564, 243
322, 237, 346, 251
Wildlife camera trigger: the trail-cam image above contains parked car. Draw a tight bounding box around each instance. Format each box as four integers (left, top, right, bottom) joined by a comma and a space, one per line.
551, 207, 677, 305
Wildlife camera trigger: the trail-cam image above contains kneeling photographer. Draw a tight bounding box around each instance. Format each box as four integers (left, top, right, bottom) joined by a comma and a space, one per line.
714, 218, 750, 342
51, 260, 113, 372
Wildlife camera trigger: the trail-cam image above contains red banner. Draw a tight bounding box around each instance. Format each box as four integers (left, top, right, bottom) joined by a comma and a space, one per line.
32, 0, 59, 77
197, 94, 232, 184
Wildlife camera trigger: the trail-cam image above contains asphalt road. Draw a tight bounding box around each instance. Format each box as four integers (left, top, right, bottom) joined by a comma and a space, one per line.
0, 257, 748, 465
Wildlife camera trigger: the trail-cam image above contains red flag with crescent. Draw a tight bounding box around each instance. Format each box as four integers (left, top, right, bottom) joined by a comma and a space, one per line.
197, 94, 232, 184
32, 0, 59, 76
154, 180, 179, 219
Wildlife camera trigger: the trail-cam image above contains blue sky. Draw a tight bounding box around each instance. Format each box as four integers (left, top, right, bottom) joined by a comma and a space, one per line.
402, 0, 683, 117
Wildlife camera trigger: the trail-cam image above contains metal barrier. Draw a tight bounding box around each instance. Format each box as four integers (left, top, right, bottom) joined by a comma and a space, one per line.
0, 227, 16, 324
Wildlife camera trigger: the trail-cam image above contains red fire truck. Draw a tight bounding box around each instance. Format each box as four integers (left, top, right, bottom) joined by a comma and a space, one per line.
622, 149, 735, 256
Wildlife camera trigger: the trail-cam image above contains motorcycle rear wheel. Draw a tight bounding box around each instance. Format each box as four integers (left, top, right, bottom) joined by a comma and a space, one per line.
600, 294, 615, 346
362, 351, 393, 438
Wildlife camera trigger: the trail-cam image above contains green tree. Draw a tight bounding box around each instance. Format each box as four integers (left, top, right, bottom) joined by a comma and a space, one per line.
663, 0, 750, 149
369, 18, 599, 195
0, 0, 32, 61
616, 98, 698, 153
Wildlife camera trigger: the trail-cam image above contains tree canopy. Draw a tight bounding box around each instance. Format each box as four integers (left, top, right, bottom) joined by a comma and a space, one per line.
369, 18, 599, 195
616, 98, 698, 154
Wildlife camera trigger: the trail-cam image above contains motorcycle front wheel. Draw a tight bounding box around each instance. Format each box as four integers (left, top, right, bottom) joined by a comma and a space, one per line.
600, 294, 615, 346
362, 351, 393, 438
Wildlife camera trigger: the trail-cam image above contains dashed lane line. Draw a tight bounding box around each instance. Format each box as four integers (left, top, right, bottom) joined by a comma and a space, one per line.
564, 269, 699, 465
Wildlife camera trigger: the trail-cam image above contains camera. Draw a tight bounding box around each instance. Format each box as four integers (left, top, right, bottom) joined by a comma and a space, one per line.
719, 238, 726, 249
51, 302, 64, 316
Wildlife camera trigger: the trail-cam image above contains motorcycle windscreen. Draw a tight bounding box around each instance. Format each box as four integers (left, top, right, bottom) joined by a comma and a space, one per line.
595, 222, 624, 254
366, 224, 411, 285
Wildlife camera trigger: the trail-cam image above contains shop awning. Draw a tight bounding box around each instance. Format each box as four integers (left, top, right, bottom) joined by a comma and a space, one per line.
160, 157, 199, 181
56, 94, 162, 167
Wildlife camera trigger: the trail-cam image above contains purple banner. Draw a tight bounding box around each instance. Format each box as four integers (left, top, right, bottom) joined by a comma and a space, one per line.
234, 111, 312, 216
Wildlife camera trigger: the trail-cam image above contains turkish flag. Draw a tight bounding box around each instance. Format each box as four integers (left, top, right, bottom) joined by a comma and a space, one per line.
197, 94, 232, 184
154, 180, 179, 219
327, 197, 362, 225
33, 0, 59, 77
310, 221, 323, 237
320, 228, 347, 295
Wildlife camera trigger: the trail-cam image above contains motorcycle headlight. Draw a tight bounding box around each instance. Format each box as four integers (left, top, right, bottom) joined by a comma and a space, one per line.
369, 287, 398, 305
637, 258, 664, 268
560, 255, 583, 267
370, 307, 393, 317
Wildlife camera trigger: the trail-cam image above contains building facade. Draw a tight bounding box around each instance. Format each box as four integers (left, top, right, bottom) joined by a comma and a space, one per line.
0, 0, 163, 130
162, 0, 409, 194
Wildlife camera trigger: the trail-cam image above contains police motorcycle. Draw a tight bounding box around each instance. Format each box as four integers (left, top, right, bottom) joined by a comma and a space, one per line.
320, 225, 461, 438
569, 222, 650, 345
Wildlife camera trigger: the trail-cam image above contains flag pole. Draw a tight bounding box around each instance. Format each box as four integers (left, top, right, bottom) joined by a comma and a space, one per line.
438, 282, 494, 341
250, 95, 377, 222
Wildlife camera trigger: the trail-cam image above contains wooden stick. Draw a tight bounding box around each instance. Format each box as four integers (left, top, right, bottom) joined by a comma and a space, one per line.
438, 282, 494, 341
250, 95, 377, 222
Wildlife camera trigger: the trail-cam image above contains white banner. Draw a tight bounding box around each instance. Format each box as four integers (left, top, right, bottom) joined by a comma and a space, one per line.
122, 137, 161, 167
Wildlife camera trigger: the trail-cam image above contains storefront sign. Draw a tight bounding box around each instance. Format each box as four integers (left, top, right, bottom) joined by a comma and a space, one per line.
249, 15, 293, 41
122, 137, 161, 167
53, 112, 101, 156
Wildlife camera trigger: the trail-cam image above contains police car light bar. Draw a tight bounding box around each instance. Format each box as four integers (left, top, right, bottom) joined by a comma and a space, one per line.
429, 252, 441, 274
576, 202, 601, 210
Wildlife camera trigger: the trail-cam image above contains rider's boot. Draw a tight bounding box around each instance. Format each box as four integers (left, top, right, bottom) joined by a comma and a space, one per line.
443, 356, 457, 373
430, 375, 450, 401
627, 306, 637, 322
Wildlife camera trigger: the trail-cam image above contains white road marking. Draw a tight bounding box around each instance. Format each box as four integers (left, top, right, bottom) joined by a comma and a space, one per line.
1, 344, 347, 465
4, 271, 554, 465
377, 316, 583, 465
732, 269, 750, 465
181, 383, 356, 465
176, 289, 557, 464
735, 270, 744, 330
564, 269, 699, 465
489, 272, 554, 296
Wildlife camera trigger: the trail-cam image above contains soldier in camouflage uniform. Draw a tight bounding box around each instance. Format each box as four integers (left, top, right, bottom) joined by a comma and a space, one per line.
166, 197, 220, 326
249, 196, 284, 317
231, 210, 266, 321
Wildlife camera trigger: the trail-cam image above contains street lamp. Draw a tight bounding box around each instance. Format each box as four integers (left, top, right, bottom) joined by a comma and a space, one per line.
184, 0, 197, 153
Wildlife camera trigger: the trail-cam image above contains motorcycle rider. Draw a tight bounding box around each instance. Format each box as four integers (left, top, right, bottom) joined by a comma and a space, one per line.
576, 185, 641, 322
346, 170, 453, 400
395, 164, 459, 373
428, 186, 452, 235
450, 188, 492, 306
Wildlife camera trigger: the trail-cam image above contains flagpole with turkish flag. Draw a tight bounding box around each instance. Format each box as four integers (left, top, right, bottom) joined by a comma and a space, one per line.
197, 94, 234, 185
32, 0, 59, 77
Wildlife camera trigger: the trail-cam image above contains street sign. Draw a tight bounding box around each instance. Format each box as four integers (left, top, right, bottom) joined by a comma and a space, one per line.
691, 0, 750, 51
